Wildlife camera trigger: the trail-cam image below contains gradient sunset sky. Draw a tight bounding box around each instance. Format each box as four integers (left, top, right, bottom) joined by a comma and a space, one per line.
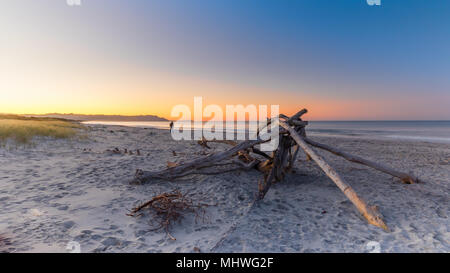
1, 0, 449, 120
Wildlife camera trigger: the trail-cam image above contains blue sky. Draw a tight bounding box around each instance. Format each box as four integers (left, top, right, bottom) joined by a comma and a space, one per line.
1, 0, 449, 119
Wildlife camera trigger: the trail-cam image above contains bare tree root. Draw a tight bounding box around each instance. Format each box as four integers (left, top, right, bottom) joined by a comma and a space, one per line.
127, 190, 207, 240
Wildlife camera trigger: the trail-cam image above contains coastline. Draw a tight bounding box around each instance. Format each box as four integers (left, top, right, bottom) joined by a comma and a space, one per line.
0, 124, 448, 252
81, 120, 450, 145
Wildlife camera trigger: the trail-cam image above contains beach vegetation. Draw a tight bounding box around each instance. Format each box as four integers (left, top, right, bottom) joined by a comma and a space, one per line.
0, 114, 85, 145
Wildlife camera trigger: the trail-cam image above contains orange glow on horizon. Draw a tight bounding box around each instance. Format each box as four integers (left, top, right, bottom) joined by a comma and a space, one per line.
1, 61, 444, 121
1, 94, 442, 121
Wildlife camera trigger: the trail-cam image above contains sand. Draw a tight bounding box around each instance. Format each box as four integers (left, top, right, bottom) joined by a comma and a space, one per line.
0, 124, 448, 253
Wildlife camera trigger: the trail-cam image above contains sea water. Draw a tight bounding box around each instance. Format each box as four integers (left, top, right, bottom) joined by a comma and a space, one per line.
83, 120, 450, 144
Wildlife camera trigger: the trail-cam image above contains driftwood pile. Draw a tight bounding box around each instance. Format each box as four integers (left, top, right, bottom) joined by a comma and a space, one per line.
127, 190, 206, 240
132, 109, 420, 231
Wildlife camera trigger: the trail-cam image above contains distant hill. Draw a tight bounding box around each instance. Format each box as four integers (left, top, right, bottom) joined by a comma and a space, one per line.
27, 114, 168, 122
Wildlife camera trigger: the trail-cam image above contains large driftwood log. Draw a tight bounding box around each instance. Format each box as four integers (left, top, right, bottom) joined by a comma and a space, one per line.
133, 138, 267, 183
304, 138, 419, 184
280, 121, 388, 230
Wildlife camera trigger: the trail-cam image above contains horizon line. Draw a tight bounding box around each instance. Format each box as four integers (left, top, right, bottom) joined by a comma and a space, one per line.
3, 113, 449, 122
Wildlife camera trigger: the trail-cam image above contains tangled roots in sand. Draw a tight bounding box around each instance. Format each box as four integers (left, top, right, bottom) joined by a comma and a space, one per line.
127, 190, 207, 240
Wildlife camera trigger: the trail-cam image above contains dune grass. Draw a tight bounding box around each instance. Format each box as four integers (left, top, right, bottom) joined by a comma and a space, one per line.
0, 114, 84, 145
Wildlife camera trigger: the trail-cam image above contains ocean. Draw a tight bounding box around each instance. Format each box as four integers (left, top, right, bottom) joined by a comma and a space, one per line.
82, 120, 450, 144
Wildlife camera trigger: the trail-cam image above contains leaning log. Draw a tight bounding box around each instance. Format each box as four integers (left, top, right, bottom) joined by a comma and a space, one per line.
280, 121, 388, 230
304, 138, 420, 184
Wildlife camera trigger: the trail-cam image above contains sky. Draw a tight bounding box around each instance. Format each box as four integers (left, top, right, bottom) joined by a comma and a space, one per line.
1, 0, 449, 120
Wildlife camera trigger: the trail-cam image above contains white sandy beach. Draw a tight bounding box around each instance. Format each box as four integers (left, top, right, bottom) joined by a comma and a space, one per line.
0, 124, 448, 253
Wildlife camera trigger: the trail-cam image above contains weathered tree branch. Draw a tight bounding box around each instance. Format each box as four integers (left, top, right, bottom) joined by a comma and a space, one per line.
304, 138, 420, 184
132, 138, 266, 183
280, 121, 388, 230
